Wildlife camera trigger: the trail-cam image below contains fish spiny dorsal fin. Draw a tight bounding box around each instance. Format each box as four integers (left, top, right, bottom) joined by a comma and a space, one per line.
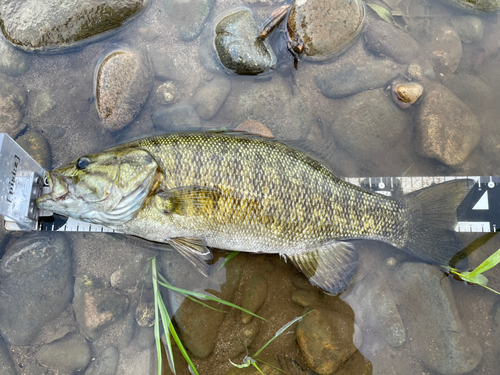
287, 241, 359, 295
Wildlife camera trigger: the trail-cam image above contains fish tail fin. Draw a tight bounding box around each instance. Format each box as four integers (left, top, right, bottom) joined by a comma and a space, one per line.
401, 179, 472, 268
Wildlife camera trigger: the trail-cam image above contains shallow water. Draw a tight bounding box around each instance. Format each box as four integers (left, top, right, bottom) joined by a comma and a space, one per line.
1, 0, 500, 374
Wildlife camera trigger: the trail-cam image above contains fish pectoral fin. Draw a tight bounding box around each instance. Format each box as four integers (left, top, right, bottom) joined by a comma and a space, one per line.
287, 241, 359, 295
156, 186, 222, 215
167, 237, 213, 277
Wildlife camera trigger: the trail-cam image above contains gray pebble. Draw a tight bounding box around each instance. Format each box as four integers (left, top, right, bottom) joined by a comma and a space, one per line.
364, 20, 420, 64
85, 346, 119, 375
36, 334, 91, 373
426, 25, 462, 76
452, 16, 484, 44
0, 233, 72, 345
148, 49, 184, 81
0, 0, 149, 52
16, 132, 52, 170
241, 273, 268, 324
163, 0, 215, 42
152, 104, 201, 132
416, 84, 480, 166
136, 327, 155, 351
154, 82, 179, 106
214, 8, 277, 75
96, 49, 153, 131
33, 92, 56, 117
0, 39, 30, 77
193, 76, 231, 120
73, 275, 129, 340
315, 63, 403, 99
0, 74, 26, 137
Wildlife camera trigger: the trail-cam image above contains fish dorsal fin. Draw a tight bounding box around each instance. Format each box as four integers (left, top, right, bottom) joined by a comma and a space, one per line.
287, 241, 359, 295
155, 186, 223, 216
167, 237, 213, 277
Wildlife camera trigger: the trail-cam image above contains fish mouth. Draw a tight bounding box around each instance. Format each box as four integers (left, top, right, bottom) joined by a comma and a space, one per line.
35, 171, 70, 207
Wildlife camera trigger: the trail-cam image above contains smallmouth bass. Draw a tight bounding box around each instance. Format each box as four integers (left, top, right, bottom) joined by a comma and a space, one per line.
36, 132, 470, 294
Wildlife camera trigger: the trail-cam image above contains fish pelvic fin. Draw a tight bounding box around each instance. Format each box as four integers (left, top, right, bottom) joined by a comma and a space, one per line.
402, 179, 473, 268
167, 237, 213, 276
287, 241, 359, 295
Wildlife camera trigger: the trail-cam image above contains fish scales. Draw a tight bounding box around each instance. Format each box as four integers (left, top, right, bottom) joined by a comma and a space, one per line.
36, 131, 471, 294
124, 133, 407, 252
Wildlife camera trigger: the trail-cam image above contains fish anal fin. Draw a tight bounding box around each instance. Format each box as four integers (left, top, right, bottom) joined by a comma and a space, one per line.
168, 237, 213, 277
155, 186, 222, 215
288, 241, 359, 295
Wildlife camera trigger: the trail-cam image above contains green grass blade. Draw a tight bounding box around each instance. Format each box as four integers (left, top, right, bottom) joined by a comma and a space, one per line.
156, 273, 268, 322
254, 310, 312, 358
367, 3, 404, 29
152, 257, 172, 375
467, 248, 500, 278
217, 251, 240, 272
252, 362, 265, 375
185, 295, 228, 313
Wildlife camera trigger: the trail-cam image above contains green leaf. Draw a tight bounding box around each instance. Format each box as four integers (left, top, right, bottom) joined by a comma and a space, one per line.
467, 248, 500, 278
217, 251, 240, 272
367, 3, 404, 29
253, 310, 313, 358
156, 273, 268, 322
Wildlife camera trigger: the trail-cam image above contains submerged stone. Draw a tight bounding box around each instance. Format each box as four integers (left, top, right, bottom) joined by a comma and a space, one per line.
163, 0, 215, 42
0, 74, 26, 137
288, 0, 364, 62
0, 0, 149, 53
36, 334, 91, 373
438, 0, 500, 14
96, 50, 153, 131
214, 8, 277, 75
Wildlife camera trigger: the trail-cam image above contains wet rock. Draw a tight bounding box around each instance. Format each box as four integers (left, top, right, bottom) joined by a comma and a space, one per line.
342, 265, 405, 348
0, 336, 16, 375
110, 253, 150, 292
73, 275, 129, 340
163, 0, 215, 42
391, 262, 483, 374
288, 0, 364, 62
315, 62, 403, 99
442, 73, 494, 119
148, 49, 184, 81
364, 21, 420, 64
225, 357, 282, 374
154, 82, 179, 106
296, 308, 358, 374
235, 120, 274, 138
291, 273, 318, 291
334, 351, 372, 375
85, 346, 119, 375
426, 25, 462, 76
451, 16, 484, 44
96, 50, 153, 131
0, 40, 30, 77
215, 8, 277, 75
35, 334, 91, 373
438, 0, 500, 14
406, 63, 423, 81
33, 92, 56, 117
152, 104, 201, 132
0, 233, 72, 345
159, 250, 243, 358
0, 0, 149, 52
416, 84, 480, 166
136, 327, 155, 350
135, 302, 155, 328
193, 76, 231, 120
241, 273, 268, 324
391, 81, 423, 109
0, 74, 26, 137
291, 289, 317, 307
235, 78, 313, 140
16, 132, 52, 170
327, 88, 408, 163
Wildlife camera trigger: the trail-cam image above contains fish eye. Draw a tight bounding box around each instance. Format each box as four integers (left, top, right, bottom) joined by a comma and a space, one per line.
76, 157, 91, 170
